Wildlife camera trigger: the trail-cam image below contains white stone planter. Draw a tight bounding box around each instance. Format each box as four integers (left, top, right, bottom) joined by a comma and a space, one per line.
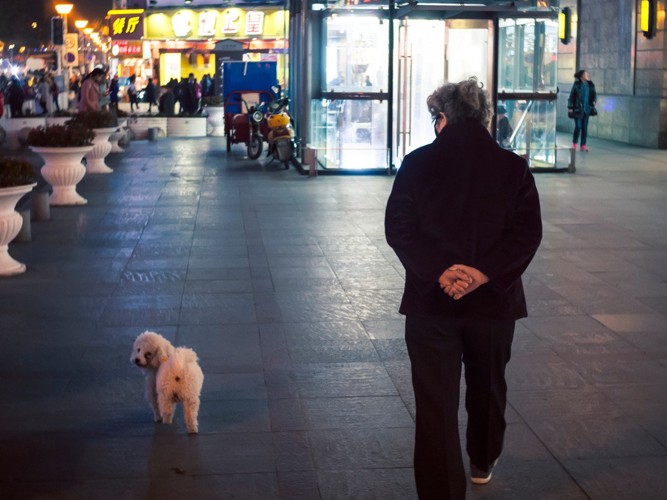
205, 107, 225, 136
85, 127, 117, 174
127, 116, 167, 140
45, 117, 73, 127
4, 117, 46, 150
109, 120, 128, 153
167, 116, 207, 137
31, 146, 93, 206
0, 183, 37, 276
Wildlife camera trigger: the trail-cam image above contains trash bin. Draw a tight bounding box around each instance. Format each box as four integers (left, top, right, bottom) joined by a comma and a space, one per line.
148, 127, 159, 142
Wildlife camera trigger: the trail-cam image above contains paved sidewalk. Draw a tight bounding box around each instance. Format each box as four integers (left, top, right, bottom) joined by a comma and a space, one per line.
1, 133, 666, 499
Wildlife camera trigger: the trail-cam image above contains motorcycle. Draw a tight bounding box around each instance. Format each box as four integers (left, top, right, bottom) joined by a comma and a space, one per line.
260, 97, 297, 169
239, 96, 266, 160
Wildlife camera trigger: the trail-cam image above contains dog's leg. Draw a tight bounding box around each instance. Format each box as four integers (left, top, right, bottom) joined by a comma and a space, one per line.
183, 398, 200, 434
158, 391, 175, 425
145, 373, 162, 422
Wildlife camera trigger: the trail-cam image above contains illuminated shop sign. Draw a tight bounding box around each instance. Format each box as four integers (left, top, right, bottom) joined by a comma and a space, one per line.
108, 9, 145, 40
110, 40, 143, 57
145, 9, 286, 40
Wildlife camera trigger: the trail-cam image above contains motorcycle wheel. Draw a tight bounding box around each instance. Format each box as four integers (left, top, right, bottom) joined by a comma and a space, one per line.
248, 135, 263, 159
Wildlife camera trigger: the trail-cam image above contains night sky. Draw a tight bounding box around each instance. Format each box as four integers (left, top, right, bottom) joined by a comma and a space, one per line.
70, 0, 114, 25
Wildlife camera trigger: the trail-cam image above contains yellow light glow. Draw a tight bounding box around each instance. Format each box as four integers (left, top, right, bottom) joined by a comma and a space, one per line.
640, 0, 650, 32
55, 3, 74, 15
83, 28, 94, 35
75, 20, 89, 29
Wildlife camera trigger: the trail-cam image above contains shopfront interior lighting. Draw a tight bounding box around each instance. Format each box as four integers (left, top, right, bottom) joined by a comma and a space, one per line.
559, 7, 571, 44
640, 0, 657, 39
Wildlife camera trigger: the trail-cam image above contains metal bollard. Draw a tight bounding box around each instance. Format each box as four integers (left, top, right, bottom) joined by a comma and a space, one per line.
303, 147, 318, 176
15, 210, 31, 243
148, 127, 159, 142
32, 189, 51, 221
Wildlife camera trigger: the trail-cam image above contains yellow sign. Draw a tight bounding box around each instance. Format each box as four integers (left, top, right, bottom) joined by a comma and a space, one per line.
108, 9, 145, 40
145, 8, 287, 40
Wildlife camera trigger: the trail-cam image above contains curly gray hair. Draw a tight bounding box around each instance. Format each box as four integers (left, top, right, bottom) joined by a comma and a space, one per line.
426, 77, 491, 128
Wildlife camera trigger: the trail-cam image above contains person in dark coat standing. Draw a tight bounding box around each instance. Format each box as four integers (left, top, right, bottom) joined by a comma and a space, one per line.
568, 69, 597, 152
144, 77, 157, 113
6, 76, 24, 117
385, 78, 542, 500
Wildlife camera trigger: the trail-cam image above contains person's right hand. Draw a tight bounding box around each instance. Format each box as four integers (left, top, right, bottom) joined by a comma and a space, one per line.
442, 264, 489, 300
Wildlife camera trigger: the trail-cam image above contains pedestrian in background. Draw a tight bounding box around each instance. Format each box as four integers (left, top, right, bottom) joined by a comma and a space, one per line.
79, 68, 104, 112
385, 77, 543, 499
568, 69, 597, 152
127, 74, 139, 113
144, 77, 157, 113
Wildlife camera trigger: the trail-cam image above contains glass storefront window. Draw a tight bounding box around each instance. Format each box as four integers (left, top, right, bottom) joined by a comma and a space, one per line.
323, 15, 388, 92
499, 98, 558, 169
498, 19, 558, 93
311, 99, 388, 170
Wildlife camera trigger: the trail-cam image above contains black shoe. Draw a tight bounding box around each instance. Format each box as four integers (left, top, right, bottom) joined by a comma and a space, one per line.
470, 459, 498, 485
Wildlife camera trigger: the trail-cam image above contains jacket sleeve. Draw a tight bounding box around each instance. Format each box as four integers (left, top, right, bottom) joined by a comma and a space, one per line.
567, 84, 578, 110
385, 164, 456, 295
475, 164, 542, 293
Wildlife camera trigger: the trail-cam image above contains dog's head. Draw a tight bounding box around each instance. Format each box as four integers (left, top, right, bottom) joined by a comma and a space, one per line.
131, 331, 175, 369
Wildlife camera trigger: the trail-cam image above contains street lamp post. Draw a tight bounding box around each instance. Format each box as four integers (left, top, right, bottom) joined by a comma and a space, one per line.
55, 4, 74, 109
74, 19, 88, 75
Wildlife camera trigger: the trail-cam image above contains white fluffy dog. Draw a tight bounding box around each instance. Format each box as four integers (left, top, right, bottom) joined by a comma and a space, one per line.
130, 331, 204, 434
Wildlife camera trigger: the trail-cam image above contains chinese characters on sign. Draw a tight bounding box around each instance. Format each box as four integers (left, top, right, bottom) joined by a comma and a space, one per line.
109, 10, 144, 40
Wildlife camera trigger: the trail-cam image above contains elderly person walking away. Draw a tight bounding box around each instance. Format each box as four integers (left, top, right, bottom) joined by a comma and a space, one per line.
79, 68, 104, 112
385, 77, 543, 499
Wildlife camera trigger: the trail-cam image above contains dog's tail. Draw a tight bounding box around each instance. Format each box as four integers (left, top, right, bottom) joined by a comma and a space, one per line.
171, 347, 199, 373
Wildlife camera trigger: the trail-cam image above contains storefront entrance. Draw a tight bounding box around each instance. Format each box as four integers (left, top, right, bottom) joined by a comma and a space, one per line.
395, 19, 492, 160
300, 3, 560, 173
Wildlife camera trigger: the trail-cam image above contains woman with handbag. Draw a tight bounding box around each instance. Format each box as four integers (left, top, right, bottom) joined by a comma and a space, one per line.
567, 69, 597, 152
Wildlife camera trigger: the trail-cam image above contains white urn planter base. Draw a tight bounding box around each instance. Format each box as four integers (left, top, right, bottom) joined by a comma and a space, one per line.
85, 127, 117, 174
205, 107, 225, 136
31, 146, 93, 206
0, 183, 37, 276
109, 121, 128, 153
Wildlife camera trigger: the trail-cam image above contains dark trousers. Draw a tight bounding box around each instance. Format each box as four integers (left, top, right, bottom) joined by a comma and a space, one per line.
405, 315, 515, 500
573, 114, 590, 146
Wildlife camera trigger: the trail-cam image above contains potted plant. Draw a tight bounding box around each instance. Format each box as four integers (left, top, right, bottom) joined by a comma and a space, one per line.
0, 157, 37, 276
27, 123, 94, 206
69, 111, 118, 174
202, 96, 225, 136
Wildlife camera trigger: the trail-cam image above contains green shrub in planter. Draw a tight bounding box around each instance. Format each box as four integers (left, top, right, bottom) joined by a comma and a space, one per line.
0, 157, 38, 187
70, 110, 117, 129
27, 123, 95, 148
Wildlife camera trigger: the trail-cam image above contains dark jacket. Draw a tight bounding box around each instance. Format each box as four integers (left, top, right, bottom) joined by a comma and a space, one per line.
385, 119, 542, 320
568, 80, 596, 118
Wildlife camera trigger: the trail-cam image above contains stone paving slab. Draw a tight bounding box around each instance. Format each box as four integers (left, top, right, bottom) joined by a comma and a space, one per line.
1, 134, 666, 498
